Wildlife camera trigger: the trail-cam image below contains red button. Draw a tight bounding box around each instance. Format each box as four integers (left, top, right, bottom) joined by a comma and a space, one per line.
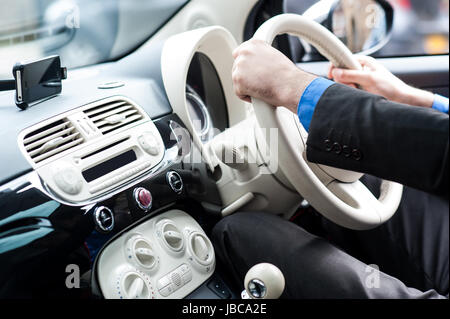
135, 187, 152, 210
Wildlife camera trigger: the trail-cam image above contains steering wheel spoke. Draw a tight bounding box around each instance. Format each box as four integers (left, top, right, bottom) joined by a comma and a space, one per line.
328, 180, 383, 224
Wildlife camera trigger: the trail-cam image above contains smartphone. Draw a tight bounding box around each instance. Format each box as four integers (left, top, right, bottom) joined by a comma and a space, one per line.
13, 55, 67, 110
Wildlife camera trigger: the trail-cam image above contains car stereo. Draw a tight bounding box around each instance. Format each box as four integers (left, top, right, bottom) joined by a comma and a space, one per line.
18, 96, 165, 204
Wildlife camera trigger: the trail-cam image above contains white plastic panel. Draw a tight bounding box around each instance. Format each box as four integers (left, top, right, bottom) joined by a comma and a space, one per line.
18, 96, 165, 204
206, 116, 303, 218
139, 0, 258, 49
96, 210, 215, 299
161, 26, 248, 170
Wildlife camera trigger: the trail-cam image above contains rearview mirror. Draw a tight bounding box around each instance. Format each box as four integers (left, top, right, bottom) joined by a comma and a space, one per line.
329, 0, 393, 54
303, 0, 393, 55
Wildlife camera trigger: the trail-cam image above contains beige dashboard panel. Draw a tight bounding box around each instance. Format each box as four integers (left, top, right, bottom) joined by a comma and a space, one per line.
96, 210, 215, 299
17, 96, 165, 204
161, 26, 247, 169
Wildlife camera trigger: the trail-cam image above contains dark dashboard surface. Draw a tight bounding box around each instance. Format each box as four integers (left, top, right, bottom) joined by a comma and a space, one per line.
0, 40, 172, 185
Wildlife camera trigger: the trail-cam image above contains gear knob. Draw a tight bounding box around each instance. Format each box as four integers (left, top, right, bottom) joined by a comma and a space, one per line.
243, 263, 285, 299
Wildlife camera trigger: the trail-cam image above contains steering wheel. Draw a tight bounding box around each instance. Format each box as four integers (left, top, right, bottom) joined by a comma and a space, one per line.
252, 14, 403, 230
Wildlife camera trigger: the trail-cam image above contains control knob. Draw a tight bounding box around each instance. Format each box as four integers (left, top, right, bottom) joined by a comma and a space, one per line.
126, 235, 158, 270
166, 171, 183, 194
53, 163, 83, 195
93, 206, 114, 233
138, 131, 160, 156
133, 187, 153, 212
120, 271, 154, 299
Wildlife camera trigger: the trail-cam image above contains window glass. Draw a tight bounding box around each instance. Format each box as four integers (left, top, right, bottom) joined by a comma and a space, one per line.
0, 0, 189, 78
375, 0, 449, 57
284, 0, 449, 59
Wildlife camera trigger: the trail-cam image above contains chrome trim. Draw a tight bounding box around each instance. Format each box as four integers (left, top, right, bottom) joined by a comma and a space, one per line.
93, 206, 114, 233
166, 170, 183, 194
185, 87, 212, 141
16, 70, 22, 102
247, 279, 267, 299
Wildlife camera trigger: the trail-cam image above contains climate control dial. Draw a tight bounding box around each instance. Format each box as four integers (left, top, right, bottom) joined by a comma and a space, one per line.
156, 220, 185, 254
187, 231, 215, 273
115, 268, 155, 299
125, 235, 159, 271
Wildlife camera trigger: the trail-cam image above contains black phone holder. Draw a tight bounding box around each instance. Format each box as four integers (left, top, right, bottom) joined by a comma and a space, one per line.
0, 55, 67, 110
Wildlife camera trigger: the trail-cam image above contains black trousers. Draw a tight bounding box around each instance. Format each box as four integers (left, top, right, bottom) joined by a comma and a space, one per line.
211, 176, 448, 298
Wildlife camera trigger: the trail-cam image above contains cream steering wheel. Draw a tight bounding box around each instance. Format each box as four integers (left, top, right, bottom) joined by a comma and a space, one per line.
252, 14, 403, 230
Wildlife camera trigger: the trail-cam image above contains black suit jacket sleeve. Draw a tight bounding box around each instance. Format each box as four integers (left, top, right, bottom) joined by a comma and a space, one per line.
306, 83, 449, 198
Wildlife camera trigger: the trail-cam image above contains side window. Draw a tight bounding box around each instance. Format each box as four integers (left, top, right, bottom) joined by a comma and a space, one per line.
284, 0, 449, 60
374, 0, 449, 57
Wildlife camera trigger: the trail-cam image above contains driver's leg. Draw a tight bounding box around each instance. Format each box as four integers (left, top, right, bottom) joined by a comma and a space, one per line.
320, 175, 449, 296
212, 211, 445, 298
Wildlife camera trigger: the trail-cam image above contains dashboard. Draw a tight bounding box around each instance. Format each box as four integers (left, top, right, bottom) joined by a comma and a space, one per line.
95, 210, 215, 299
0, 0, 447, 300
0, 3, 302, 298
0, 35, 231, 297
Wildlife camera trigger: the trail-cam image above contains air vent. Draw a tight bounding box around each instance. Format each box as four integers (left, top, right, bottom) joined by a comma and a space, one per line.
23, 119, 84, 164
84, 99, 144, 135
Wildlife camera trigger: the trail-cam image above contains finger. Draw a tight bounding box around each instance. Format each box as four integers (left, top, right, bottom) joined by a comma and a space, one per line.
327, 62, 335, 79
232, 47, 240, 59
232, 55, 245, 73
354, 55, 377, 70
232, 59, 239, 73
332, 68, 371, 86
233, 78, 248, 99
233, 42, 247, 59
332, 77, 358, 88
238, 95, 252, 103
233, 39, 255, 59
342, 83, 357, 88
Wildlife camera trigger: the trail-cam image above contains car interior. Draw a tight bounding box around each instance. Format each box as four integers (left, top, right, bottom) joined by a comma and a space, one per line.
0, 0, 448, 299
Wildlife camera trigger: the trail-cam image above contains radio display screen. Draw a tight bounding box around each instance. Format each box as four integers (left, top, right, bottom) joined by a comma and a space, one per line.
82, 150, 137, 183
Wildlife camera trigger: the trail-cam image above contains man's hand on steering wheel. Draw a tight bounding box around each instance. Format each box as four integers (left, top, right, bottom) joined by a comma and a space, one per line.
328, 55, 436, 108
232, 39, 316, 114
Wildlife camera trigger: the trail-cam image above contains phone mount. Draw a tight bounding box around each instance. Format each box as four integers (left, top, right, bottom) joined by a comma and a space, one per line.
0, 55, 67, 110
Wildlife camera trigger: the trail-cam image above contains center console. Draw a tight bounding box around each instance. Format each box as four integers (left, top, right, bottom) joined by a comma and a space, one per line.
95, 210, 216, 299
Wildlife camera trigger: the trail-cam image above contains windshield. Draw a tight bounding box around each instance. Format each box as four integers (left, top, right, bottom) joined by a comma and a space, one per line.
0, 0, 188, 78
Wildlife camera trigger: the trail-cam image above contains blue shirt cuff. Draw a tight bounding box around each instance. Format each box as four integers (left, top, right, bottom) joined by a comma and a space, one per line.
297, 77, 334, 132
432, 94, 449, 114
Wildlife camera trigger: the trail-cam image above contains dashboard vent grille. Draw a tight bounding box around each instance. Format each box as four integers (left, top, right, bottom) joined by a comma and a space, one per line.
84, 100, 144, 135
23, 119, 84, 164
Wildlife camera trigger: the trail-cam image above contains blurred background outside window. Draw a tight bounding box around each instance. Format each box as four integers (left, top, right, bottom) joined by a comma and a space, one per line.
0, 0, 187, 78
285, 0, 449, 57
0, 0, 448, 79
375, 0, 449, 57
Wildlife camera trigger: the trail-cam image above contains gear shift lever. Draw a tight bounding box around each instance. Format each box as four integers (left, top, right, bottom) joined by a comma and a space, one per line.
242, 263, 285, 299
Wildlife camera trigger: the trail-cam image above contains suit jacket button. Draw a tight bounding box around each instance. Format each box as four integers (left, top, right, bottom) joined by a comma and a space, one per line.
342, 145, 351, 157
332, 142, 342, 154
324, 139, 332, 151
352, 149, 362, 161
